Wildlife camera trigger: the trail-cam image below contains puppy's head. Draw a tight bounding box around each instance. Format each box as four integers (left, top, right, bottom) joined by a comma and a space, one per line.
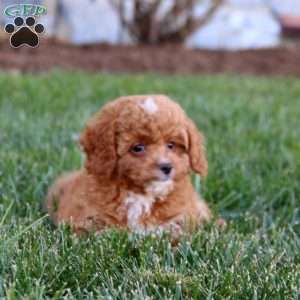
80, 95, 207, 194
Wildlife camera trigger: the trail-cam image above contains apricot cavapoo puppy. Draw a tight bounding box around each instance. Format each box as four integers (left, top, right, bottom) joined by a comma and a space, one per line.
46, 95, 220, 236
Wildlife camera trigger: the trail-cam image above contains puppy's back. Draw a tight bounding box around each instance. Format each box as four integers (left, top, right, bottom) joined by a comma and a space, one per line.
45, 171, 82, 224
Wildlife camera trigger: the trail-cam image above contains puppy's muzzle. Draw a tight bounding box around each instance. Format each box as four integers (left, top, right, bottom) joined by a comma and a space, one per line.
159, 163, 173, 176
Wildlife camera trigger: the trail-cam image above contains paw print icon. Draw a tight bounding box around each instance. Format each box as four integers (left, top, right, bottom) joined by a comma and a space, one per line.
5, 16, 44, 48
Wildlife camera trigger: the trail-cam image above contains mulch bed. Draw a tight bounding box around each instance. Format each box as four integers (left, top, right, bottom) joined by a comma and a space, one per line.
1, 38, 300, 76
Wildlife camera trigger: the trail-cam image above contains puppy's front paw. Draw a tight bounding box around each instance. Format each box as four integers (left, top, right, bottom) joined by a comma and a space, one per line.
216, 217, 226, 228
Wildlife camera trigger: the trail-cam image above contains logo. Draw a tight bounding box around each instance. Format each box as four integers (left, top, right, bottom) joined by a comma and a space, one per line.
3, 4, 47, 48
4, 4, 47, 18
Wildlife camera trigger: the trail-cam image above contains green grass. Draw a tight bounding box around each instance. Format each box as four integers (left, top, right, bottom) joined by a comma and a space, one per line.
0, 71, 299, 299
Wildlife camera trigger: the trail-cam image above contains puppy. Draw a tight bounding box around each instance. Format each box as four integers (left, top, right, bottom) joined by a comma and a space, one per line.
46, 95, 216, 236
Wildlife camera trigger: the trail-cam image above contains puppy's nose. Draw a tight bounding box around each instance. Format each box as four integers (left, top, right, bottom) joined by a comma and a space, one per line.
159, 163, 173, 175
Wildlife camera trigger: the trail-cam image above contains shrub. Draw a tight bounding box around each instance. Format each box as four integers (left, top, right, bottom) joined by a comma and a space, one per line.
111, 0, 223, 44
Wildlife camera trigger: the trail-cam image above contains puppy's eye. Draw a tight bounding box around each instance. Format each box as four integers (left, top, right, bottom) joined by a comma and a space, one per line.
131, 143, 145, 154
166, 142, 175, 150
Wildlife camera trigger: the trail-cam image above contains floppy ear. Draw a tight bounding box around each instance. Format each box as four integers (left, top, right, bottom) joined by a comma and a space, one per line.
80, 106, 117, 181
186, 118, 208, 177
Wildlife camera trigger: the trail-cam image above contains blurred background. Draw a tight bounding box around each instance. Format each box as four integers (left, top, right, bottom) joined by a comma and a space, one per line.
0, 0, 300, 75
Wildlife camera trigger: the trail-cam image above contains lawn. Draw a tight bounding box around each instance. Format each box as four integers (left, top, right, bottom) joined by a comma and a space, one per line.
0, 71, 299, 299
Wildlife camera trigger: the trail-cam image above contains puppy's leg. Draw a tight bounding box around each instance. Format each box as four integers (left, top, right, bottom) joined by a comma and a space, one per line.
72, 216, 107, 236
196, 199, 226, 228
196, 199, 212, 224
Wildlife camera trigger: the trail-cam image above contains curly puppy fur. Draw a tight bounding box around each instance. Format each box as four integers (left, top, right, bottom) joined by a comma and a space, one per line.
45, 95, 215, 236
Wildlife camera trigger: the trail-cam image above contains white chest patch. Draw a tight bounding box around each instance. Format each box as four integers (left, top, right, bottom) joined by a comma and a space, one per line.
140, 97, 158, 114
145, 180, 173, 200
124, 192, 154, 232
123, 180, 174, 233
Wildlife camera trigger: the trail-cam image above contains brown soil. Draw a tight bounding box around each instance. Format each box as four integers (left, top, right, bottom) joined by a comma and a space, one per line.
1, 38, 300, 76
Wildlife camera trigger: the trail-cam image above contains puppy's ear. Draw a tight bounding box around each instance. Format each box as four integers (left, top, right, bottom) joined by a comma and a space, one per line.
80, 106, 117, 181
186, 119, 208, 177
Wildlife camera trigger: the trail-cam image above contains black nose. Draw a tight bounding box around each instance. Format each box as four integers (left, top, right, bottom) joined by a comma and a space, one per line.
159, 163, 172, 175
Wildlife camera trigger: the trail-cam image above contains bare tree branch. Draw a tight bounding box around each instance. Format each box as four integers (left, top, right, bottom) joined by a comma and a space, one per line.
110, 0, 224, 44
